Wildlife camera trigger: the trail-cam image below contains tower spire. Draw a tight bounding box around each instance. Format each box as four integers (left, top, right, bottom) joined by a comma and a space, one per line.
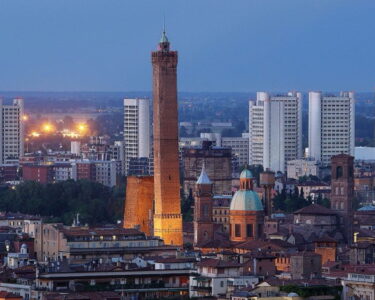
197, 161, 211, 185
159, 15, 169, 49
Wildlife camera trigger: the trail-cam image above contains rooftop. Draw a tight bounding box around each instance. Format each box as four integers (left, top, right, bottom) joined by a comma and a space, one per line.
197, 258, 241, 268
294, 204, 336, 215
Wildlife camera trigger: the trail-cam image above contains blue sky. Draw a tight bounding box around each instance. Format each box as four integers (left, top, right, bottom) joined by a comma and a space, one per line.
0, 0, 374, 92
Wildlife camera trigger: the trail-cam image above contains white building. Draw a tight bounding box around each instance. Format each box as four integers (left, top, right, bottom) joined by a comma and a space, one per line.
308, 91, 355, 166
222, 133, 249, 168
179, 133, 221, 149
287, 158, 320, 180
0, 98, 24, 164
54, 163, 75, 181
249, 92, 302, 172
70, 141, 81, 156
342, 271, 375, 300
123, 98, 150, 175
248, 99, 264, 166
94, 160, 117, 187
189, 258, 258, 298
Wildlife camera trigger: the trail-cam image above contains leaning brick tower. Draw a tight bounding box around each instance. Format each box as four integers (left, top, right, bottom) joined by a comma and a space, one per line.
151, 30, 183, 246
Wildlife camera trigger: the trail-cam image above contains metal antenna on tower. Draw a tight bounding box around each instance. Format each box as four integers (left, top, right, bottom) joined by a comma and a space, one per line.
163, 14, 166, 34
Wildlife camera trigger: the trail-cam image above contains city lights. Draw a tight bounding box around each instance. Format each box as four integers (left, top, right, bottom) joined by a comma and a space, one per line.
22, 114, 28, 121
30, 131, 40, 137
42, 123, 54, 133
77, 123, 88, 134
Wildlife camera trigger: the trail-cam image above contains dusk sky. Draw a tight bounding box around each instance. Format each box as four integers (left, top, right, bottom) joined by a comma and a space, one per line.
1, 0, 375, 92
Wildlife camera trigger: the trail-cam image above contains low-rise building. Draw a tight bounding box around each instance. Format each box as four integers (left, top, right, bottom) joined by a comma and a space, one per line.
287, 159, 320, 180
290, 252, 322, 279
0, 212, 41, 238
342, 269, 375, 300
189, 258, 258, 298
34, 224, 177, 263
22, 164, 54, 184
94, 160, 117, 187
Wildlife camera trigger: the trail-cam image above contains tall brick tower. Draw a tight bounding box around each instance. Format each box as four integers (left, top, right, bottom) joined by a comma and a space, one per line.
330, 154, 354, 244
194, 165, 214, 247
152, 30, 183, 246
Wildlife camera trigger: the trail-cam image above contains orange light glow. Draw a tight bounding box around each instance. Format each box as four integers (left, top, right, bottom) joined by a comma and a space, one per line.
77, 123, 88, 133
30, 131, 40, 137
22, 115, 28, 121
42, 123, 54, 133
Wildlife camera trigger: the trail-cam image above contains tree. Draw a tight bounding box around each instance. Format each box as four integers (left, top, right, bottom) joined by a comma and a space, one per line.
0, 180, 126, 226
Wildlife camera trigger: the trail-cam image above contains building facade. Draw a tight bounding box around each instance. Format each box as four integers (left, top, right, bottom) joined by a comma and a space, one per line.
330, 154, 354, 244
222, 133, 249, 169
152, 31, 183, 246
229, 169, 264, 242
287, 158, 321, 180
182, 141, 232, 196
0, 98, 24, 165
123, 98, 150, 175
249, 92, 302, 172
193, 166, 214, 247
308, 91, 355, 166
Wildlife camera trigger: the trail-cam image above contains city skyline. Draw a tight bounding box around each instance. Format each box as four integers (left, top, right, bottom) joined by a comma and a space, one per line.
0, 1, 374, 92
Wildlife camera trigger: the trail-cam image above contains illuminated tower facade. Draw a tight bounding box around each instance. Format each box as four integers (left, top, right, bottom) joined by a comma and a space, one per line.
151, 30, 183, 245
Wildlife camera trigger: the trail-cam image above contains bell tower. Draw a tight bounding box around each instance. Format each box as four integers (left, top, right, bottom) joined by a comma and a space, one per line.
193, 165, 214, 247
330, 154, 354, 244
152, 30, 183, 246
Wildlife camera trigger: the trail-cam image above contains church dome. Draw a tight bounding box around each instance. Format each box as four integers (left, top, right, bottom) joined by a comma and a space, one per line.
288, 292, 299, 297
358, 205, 375, 211
230, 190, 263, 211
240, 169, 254, 179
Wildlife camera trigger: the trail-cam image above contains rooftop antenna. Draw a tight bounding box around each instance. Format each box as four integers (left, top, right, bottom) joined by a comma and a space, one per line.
163, 13, 166, 34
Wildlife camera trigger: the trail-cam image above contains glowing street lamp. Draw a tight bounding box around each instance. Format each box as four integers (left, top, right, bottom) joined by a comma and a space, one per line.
42, 123, 54, 133
77, 123, 88, 135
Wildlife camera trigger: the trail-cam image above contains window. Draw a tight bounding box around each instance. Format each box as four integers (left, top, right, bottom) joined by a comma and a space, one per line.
220, 281, 224, 287
246, 224, 253, 237
336, 166, 343, 179
235, 224, 241, 237
202, 204, 209, 217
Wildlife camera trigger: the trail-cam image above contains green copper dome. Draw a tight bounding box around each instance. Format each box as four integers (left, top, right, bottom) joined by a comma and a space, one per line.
240, 168, 254, 179
230, 190, 263, 211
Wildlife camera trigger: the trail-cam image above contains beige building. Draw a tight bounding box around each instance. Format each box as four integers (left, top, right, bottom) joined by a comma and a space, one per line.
0, 212, 41, 238
34, 224, 175, 263
342, 271, 375, 300
287, 159, 320, 180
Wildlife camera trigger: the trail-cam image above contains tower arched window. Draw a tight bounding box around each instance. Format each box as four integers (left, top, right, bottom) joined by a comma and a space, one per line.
336, 166, 343, 179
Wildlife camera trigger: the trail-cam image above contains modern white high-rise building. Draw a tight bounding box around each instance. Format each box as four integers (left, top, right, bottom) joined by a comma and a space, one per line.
0, 98, 24, 164
308, 91, 355, 166
123, 98, 150, 175
248, 91, 302, 173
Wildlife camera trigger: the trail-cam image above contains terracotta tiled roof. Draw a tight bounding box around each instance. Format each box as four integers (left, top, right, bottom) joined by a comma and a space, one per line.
313, 235, 337, 243
294, 204, 336, 215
